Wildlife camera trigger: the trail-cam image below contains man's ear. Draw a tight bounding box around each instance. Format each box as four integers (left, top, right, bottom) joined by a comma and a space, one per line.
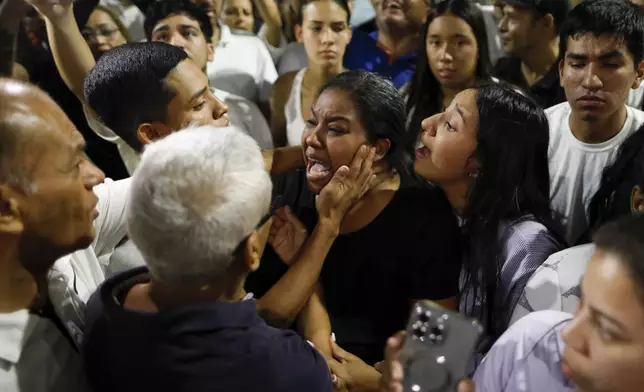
632, 60, 644, 90
243, 231, 262, 273
295, 24, 303, 43
558, 58, 565, 87
0, 185, 25, 235
631, 185, 644, 213
207, 43, 215, 62
137, 122, 173, 145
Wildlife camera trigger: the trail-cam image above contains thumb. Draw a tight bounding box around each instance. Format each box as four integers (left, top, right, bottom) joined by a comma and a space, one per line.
330, 339, 350, 362
330, 166, 350, 182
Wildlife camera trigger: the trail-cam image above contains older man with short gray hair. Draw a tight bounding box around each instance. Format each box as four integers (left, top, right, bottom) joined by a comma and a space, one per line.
82, 125, 375, 392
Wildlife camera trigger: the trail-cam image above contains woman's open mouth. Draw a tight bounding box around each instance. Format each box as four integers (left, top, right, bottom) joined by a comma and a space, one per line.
415, 146, 431, 160
306, 158, 333, 181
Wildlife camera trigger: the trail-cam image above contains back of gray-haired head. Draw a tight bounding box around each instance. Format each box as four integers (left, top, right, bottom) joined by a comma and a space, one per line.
127, 125, 272, 286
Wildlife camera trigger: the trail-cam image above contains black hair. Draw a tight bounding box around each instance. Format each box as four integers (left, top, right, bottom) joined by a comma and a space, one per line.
317, 70, 412, 177
296, 0, 351, 25
585, 124, 644, 239
594, 213, 644, 300
559, 0, 644, 67
406, 0, 492, 147
84, 42, 188, 152
461, 82, 561, 344
144, 0, 214, 43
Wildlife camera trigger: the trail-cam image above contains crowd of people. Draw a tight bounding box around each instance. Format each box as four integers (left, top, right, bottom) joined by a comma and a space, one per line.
0, 0, 644, 391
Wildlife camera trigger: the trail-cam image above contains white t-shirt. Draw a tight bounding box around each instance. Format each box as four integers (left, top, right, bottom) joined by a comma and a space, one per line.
207, 25, 278, 103
510, 243, 596, 325
84, 88, 273, 175
547, 103, 644, 244
0, 178, 130, 392
258, 23, 287, 64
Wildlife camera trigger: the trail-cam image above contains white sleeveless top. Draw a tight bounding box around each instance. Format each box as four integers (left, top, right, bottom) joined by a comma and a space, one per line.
285, 68, 307, 146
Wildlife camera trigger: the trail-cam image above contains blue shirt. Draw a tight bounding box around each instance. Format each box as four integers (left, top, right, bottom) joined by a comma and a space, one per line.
474, 310, 575, 392
343, 29, 417, 89
82, 266, 333, 392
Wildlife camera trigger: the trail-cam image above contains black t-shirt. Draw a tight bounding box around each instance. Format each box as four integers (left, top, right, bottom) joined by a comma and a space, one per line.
246, 170, 463, 364
494, 56, 567, 109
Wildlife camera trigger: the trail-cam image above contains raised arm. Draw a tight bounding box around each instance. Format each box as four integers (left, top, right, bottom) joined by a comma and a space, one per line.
254, 0, 282, 48
28, 0, 95, 102
257, 146, 376, 327
0, 0, 29, 77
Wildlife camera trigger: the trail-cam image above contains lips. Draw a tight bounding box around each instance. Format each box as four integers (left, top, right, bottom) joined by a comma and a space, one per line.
438, 69, 456, 79
383, 0, 403, 10
577, 95, 605, 103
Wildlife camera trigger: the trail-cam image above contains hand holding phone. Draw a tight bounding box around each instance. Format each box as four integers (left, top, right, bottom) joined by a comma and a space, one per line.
400, 301, 483, 392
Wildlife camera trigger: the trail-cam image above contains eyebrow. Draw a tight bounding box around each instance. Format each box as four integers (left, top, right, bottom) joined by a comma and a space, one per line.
325, 115, 350, 123
189, 86, 208, 104
152, 25, 170, 35
566, 51, 625, 61
455, 104, 466, 123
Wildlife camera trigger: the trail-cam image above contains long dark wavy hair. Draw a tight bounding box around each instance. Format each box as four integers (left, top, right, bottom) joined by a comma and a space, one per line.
460, 83, 561, 345
583, 124, 644, 242
405, 0, 492, 148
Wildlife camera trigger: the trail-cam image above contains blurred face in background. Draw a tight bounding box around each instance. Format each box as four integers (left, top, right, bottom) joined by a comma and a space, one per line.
296, 0, 352, 68
83, 8, 128, 59
222, 0, 255, 32
493, 1, 546, 56
150, 13, 214, 72
377, 0, 429, 33
426, 13, 479, 92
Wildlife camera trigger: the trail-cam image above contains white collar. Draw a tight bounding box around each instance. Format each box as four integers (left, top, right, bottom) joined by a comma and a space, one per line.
218, 23, 232, 47
0, 309, 34, 365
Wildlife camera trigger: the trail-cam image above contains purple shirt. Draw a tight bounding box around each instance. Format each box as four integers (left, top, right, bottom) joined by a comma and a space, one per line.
473, 310, 575, 392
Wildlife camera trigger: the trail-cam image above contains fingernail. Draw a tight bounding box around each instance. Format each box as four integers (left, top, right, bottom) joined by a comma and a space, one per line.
331, 375, 338, 383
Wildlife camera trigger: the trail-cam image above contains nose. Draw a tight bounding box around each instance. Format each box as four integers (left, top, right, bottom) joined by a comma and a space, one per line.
320, 27, 334, 44
438, 44, 453, 62
211, 95, 229, 126
169, 32, 186, 49
303, 123, 324, 148
581, 64, 603, 92
95, 34, 108, 46
562, 309, 590, 356
83, 160, 105, 190
498, 16, 508, 33
421, 114, 439, 137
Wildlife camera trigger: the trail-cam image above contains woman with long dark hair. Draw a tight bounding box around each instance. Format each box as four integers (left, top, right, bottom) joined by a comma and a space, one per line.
415, 82, 562, 352
405, 0, 493, 146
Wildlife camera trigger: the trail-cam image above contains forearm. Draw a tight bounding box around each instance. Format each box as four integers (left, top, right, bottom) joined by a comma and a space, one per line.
44, 6, 96, 102
262, 145, 304, 174
254, 0, 282, 47
297, 286, 333, 357
0, 0, 28, 77
257, 222, 339, 328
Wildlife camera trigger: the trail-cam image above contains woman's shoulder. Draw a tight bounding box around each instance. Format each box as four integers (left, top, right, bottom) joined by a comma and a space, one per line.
502, 217, 563, 255
390, 185, 456, 222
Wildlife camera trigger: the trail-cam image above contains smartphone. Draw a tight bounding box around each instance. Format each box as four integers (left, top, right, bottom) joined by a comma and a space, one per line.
401, 300, 484, 392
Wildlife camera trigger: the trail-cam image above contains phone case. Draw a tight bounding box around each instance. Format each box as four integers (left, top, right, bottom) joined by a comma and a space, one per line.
401, 300, 484, 392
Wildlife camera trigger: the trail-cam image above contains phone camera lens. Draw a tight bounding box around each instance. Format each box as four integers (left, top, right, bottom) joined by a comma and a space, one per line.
418, 310, 431, 323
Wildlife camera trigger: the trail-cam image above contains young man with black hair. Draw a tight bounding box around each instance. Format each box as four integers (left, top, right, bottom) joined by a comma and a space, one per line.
493, 0, 572, 108
548, 0, 644, 244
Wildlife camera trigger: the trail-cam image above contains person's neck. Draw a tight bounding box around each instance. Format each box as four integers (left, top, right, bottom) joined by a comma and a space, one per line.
440, 179, 470, 216
519, 39, 559, 86
211, 22, 222, 47
338, 172, 401, 233
305, 62, 344, 84
0, 241, 39, 313
441, 79, 476, 109
569, 106, 629, 144
141, 275, 246, 311
377, 25, 420, 59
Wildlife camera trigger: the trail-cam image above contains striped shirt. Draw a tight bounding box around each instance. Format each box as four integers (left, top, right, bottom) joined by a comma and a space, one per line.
474, 310, 574, 392
459, 218, 562, 355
